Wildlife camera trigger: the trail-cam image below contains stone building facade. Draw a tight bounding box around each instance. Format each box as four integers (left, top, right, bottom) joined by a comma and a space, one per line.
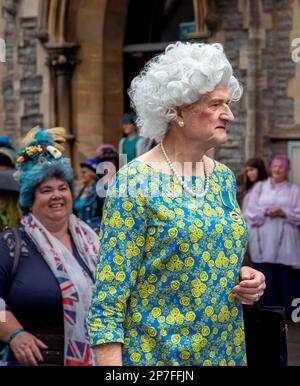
0, 0, 299, 188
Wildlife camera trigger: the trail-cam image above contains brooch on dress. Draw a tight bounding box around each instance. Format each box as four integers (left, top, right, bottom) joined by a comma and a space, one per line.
219, 190, 243, 223
164, 190, 176, 199
229, 210, 242, 223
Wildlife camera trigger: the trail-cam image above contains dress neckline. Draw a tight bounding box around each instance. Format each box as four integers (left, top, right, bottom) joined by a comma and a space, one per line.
132, 158, 217, 180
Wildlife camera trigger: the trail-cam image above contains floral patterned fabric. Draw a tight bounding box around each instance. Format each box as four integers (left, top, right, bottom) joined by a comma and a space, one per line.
87, 159, 248, 366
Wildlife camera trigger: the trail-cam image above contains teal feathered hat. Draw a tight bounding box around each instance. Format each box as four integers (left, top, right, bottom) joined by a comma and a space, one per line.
15, 126, 74, 213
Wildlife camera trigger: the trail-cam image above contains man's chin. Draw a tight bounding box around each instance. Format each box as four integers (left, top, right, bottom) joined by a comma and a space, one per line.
214, 135, 228, 146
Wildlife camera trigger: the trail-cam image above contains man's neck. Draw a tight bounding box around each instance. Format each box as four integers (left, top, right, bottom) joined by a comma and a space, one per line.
163, 130, 207, 163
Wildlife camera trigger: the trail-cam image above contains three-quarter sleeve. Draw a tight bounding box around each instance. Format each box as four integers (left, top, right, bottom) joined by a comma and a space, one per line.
282, 184, 300, 226
87, 179, 149, 347
244, 182, 268, 226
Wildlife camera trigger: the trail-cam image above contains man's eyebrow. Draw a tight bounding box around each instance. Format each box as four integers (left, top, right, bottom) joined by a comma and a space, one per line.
208, 97, 231, 104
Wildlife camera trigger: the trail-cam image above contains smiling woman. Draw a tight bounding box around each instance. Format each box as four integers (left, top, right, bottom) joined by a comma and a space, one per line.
32, 178, 73, 229
0, 127, 99, 366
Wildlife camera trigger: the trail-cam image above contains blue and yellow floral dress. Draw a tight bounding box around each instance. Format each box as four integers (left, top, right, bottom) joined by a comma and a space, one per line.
87, 159, 248, 366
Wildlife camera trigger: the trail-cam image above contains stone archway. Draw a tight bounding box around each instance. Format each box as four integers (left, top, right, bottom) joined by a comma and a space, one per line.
67, 0, 128, 169
38, 0, 79, 164
67, 0, 127, 167
38, 0, 128, 173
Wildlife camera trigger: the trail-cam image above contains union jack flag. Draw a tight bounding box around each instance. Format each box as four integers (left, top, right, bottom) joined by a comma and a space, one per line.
55, 256, 64, 272
66, 340, 93, 366
60, 279, 79, 326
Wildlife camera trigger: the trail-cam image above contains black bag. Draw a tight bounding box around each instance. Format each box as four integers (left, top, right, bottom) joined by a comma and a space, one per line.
243, 303, 288, 367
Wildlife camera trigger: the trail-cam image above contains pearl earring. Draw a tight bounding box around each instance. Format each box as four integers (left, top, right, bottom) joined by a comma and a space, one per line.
178, 121, 185, 128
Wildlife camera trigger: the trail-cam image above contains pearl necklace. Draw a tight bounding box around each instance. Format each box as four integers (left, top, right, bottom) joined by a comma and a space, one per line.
160, 141, 210, 199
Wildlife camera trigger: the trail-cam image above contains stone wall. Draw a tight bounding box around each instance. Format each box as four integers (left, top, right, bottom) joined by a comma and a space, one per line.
262, 0, 296, 162
1, 0, 43, 148
212, 0, 248, 192
18, 16, 43, 134
2, 0, 19, 142
262, 0, 294, 131
212, 0, 296, 193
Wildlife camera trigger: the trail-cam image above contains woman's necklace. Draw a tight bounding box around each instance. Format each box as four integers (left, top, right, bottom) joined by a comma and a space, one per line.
160, 141, 210, 199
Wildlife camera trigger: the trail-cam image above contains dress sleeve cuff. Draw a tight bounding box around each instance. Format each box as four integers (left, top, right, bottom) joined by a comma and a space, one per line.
89, 326, 124, 347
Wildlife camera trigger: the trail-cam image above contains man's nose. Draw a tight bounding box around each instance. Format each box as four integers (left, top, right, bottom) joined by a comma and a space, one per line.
221, 105, 234, 122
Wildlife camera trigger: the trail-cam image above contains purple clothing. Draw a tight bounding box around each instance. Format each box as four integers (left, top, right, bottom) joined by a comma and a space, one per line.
245, 178, 300, 268
242, 189, 252, 215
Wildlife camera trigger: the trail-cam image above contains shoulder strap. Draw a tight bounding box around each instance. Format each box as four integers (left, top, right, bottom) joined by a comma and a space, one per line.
5, 226, 22, 296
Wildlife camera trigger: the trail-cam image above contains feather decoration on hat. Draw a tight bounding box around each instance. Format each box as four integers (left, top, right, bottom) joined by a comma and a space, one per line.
21, 126, 39, 148
16, 126, 66, 170
21, 126, 66, 152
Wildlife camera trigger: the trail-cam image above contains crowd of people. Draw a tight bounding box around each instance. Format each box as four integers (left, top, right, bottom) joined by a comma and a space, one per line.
0, 40, 299, 367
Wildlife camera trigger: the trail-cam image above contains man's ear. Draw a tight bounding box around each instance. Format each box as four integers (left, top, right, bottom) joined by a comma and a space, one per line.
175, 107, 184, 123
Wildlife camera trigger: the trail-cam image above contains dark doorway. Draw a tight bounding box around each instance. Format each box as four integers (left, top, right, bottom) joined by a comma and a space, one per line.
123, 0, 195, 112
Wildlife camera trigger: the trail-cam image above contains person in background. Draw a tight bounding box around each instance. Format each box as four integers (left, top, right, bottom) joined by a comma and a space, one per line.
96, 144, 119, 172
242, 157, 268, 215
0, 136, 19, 231
88, 41, 265, 366
95, 144, 119, 211
245, 154, 300, 322
74, 158, 102, 232
0, 127, 98, 366
119, 113, 154, 164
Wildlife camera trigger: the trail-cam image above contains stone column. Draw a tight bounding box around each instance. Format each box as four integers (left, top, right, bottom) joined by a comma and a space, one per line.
245, 0, 265, 160
45, 42, 80, 164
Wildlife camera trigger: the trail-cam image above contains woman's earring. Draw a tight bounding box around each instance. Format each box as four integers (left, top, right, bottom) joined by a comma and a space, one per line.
178, 121, 185, 128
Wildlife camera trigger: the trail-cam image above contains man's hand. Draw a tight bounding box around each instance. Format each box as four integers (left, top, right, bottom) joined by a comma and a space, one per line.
233, 266, 266, 305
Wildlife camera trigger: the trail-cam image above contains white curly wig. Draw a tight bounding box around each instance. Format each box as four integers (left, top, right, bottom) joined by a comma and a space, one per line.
128, 41, 243, 142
